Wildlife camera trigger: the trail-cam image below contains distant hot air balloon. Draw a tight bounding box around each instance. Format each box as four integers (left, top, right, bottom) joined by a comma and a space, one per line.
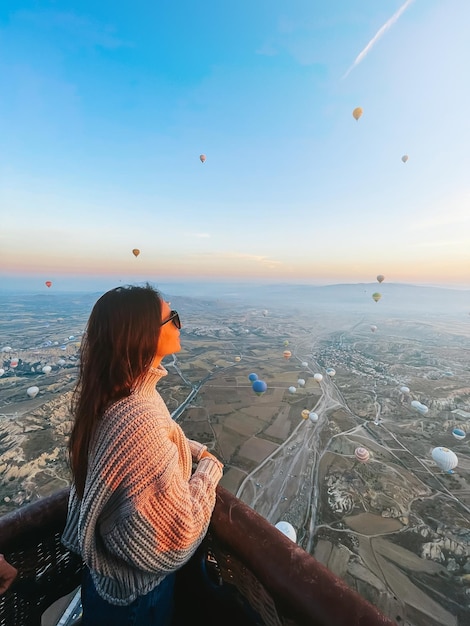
297, 378, 305, 387
234, 356, 241, 362
301, 409, 310, 420
45, 281, 52, 288
376, 275, 385, 283
411, 400, 428, 415
452, 428, 466, 440
9, 358, 18, 368
262, 309, 268, 317
283, 350, 292, 360
132, 249, 140, 257
27, 386, 39, 399
399, 386, 410, 394
309, 412, 319, 423
288, 386, 297, 394
283, 340, 289, 347
355, 447, 370, 463
252, 380, 267, 396
372, 292, 382, 303
352, 107, 363, 121
42, 365, 52, 374
313, 373, 323, 384
199, 154, 206, 163
431, 447, 458, 472
401, 155, 409, 163
325, 368, 336, 377
301, 361, 308, 368
248, 373, 258, 383
275, 521, 297, 543
370, 325, 378, 332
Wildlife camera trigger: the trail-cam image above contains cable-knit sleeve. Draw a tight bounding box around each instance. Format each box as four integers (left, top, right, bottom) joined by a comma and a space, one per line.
97, 405, 222, 575
187, 438, 207, 462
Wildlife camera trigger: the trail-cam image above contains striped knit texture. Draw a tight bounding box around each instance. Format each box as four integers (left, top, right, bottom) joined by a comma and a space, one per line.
61, 365, 223, 606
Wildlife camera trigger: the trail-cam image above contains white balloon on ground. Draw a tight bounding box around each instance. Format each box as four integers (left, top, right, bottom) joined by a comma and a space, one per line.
27, 386, 39, 399
0, 369, 4, 377
400, 386, 410, 394
2, 346, 12, 352
42, 365, 52, 374
301, 361, 308, 368
431, 447, 458, 472
275, 521, 297, 543
370, 325, 378, 332
325, 368, 336, 377
314, 373, 323, 383
288, 386, 296, 394
452, 428, 466, 440
411, 400, 428, 414
309, 412, 319, 423
297, 378, 305, 387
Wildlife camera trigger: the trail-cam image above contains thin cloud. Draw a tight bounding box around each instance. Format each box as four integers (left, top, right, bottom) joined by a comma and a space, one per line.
342, 0, 415, 79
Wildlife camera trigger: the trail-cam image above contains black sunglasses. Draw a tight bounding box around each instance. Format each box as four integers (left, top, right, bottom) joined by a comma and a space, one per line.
161, 310, 181, 329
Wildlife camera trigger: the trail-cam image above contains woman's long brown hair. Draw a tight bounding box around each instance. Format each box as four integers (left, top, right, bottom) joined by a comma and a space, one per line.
69, 284, 163, 498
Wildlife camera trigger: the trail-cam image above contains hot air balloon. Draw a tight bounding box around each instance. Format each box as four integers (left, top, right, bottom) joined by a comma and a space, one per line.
262, 309, 268, 317
27, 386, 39, 399
275, 521, 297, 543
57, 359, 66, 367
42, 365, 52, 374
2, 346, 12, 353
355, 447, 370, 463
252, 380, 267, 396
376, 275, 385, 283
283, 350, 292, 360
411, 400, 428, 415
283, 340, 289, 347
200, 154, 206, 163
288, 386, 296, 394
313, 373, 323, 384
234, 356, 241, 362
301, 361, 308, 368
132, 249, 140, 257
301, 409, 310, 420
309, 412, 319, 423
297, 378, 305, 387
0, 369, 4, 377
372, 292, 382, 303
370, 325, 378, 332
352, 107, 363, 121
325, 368, 336, 377
401, 155, 409, 163
9, 358, 18, 368
248, 373, 258, 383
431, 447, 458, 472
45, 281, 52, 288
399, 386, 410, 394
452, 428, 466, 440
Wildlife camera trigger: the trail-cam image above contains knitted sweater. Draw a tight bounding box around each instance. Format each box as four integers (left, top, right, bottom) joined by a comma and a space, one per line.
61, 365, 223, 606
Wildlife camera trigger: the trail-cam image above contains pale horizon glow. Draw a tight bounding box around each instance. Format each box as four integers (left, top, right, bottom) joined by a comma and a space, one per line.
1, 1, 469, 291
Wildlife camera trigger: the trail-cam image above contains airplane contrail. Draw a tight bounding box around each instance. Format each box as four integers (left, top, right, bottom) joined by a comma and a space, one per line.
342, 0, 415, 79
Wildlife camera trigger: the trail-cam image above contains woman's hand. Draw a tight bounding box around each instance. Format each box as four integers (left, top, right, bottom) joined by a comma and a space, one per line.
0, 555, 18, 595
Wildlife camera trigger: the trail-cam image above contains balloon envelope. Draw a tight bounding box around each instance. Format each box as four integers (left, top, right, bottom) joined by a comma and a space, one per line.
352, 107, 363, 121
275, 521, 297, 543
400, 386, 410, 394
252, 380, 267, 396
45, 281, 52, 288
283, 350, 292, 360
314, 373, 323, 383
431, 447, 458, 472
288, 386, 296, 394
372, 292, 382, 303
325, 368, 336, 377
401, 155, 409, 163
248, 373, 258, 382
370, 325, 378, 332
27, 386, 39, 399
234, 356, 241, 362
0, 369, 4, 377
199, 154, 206, 163
452, 428, 466, 440
42, 365, 52, 374
132, 249, 140, 257
355, 447, 370, 463
301, 409, 310, 420
301, 361, 308, 368
309, 412, 319, 423
376, 275, 385, 283
297, 378, 305, 387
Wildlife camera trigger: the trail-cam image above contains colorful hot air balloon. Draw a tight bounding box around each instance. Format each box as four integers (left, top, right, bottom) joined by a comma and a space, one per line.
309, 411, 319, 423
355, 447, 370, 463
199, 154, 206, 163
401, 155, 409, 163
274, 521, 297, 543
248, 373, 258, 383
283, 350, 292, 360
301, 409, 310, 420
313, 373, 323, 384
283, 340, 289, 347
9, 358, 18, 368
452, 428, 466, 440
27, 386, 39, 399
376, 275, 385, 283
431, 447, 458, 472
45, 281, 52, 288
132, 249, 140, 257
252, 380, 267, 396
372, 292, 382, 303
352, 107, 363, 121
288, 386, 297, 394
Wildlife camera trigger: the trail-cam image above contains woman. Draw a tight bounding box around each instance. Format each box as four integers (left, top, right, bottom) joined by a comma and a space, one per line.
62, 284, 223, 625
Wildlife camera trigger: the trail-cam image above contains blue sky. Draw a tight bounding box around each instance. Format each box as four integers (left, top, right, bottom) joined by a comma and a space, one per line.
1, 0, 470, 290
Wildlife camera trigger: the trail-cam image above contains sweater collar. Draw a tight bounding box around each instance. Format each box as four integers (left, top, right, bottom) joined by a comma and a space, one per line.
133, 364, 167, 396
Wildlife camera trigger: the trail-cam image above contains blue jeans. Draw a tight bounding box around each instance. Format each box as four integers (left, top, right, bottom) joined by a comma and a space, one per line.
81, 567, 175, 626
